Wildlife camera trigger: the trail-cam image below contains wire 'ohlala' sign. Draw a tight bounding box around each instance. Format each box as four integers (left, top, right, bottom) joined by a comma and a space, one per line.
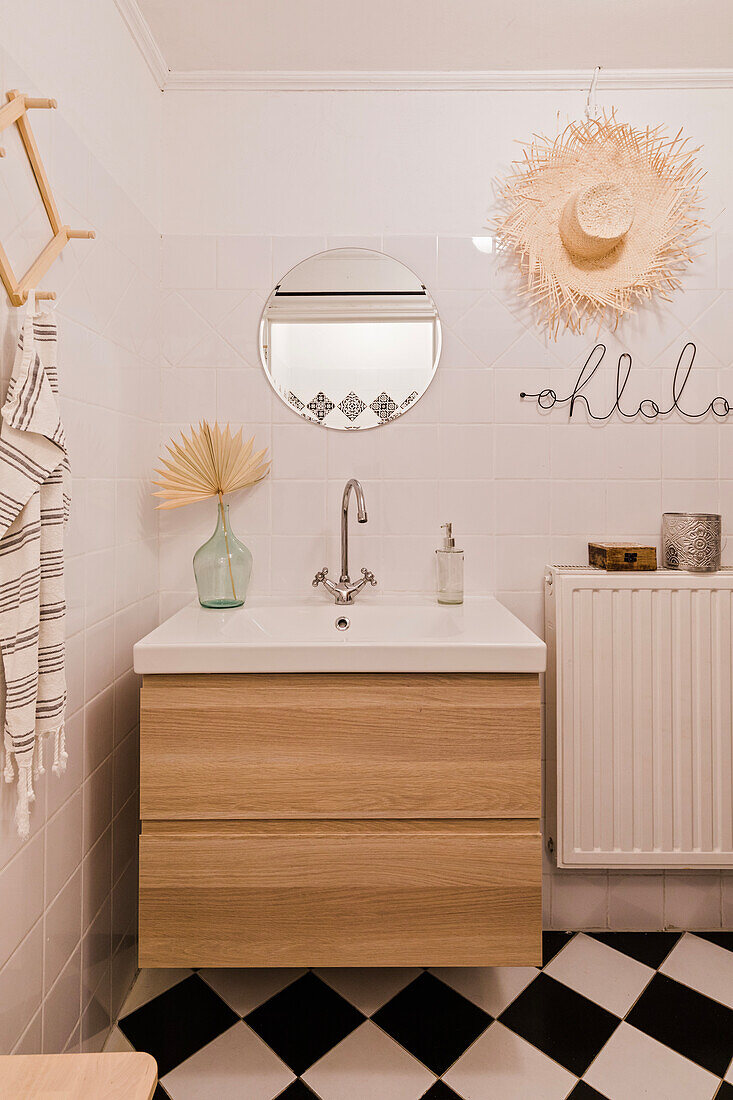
520, 342, 730, 421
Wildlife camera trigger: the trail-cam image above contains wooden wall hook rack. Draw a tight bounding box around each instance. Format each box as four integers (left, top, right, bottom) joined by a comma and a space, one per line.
0, 91, 95, 307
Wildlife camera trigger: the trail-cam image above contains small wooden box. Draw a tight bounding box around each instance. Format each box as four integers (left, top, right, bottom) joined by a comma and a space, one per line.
588, 542, 657, 571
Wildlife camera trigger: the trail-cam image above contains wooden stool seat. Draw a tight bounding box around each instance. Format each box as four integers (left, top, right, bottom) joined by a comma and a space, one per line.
0, 1052, 157, 1099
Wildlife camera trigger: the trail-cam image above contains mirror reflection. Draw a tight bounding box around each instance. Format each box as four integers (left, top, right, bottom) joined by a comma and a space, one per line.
259, 248, 441, 429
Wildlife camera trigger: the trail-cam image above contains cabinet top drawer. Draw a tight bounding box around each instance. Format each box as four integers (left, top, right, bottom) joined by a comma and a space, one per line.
140, 673, 540, 821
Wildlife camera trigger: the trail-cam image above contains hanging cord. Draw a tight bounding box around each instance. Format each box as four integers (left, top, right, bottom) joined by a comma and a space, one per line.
585, 66, 602, 122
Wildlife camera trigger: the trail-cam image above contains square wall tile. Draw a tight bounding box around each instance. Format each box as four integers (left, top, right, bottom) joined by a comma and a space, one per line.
43, 944, 82, 1054
437, 237, 498, 291
0, 833, 45, 968
608, 874, 664, 931
664, 875, 722, 931
439, 425, 493, 480
44, 867, 83, 989
45, 790, 83, 904
271, 425, 327, 480
718, 232, 733, 288
495, 426, 550, 479
273, 237, 327, 280
0, 921, 43, 1054
162, 236, 217, 289
662, 424, 719, 480
217, 236, 272, 289
383, 236, 437, 285
550, 872, 608, 931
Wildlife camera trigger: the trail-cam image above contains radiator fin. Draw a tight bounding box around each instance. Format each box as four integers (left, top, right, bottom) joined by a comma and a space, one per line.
551, 570, 733, 868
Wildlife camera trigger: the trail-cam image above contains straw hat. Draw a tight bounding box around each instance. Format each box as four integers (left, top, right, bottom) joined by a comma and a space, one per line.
493, 112, 704, 337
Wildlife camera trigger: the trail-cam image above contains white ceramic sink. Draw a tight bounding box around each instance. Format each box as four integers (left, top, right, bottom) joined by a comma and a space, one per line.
133, 595, 546, 674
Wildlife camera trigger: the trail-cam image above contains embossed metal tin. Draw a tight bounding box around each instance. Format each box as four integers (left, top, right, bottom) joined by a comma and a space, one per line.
662, 512, 721, 572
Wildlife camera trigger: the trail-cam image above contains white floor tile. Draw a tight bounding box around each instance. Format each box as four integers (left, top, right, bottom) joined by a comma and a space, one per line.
102, 1026, 134, 1053
544, 933, 654, 1018
161, 1022, 294, 1100
314, 968, 421, 1015
443, 1022, 576, 1100
121, 968, 193, 1016
584, 1023, 719, 1100
660, 933, 733, 1011
725, 1054, 733, 1083
199, 967, 306, 1016
303, 1021, 435, 1100
429, 966, 539, 1017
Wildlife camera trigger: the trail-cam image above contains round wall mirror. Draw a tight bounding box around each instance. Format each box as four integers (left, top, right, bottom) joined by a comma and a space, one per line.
259, 248, 441, 429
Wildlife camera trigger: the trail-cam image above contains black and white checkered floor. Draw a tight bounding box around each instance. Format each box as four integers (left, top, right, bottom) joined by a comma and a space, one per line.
107, 932, 733, 1099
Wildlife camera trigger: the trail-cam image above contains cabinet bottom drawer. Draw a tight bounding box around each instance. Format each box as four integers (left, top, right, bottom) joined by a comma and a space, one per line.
139, 820, 541, 968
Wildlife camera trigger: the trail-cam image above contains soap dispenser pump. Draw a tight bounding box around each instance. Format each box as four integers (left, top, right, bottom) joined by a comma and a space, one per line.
435, 522, 464, 605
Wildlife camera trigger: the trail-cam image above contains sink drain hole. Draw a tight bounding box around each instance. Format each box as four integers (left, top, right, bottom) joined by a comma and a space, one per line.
335, 615, 351, 631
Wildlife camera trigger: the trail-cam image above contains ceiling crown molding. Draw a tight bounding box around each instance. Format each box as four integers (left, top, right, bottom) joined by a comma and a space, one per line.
163, 68, 733, 92
112, 5, 733, 94
114, 0, 169, 89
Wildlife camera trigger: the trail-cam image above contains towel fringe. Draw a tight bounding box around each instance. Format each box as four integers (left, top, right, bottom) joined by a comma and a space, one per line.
52, 725, 67, 777
15, 764, 31, 840
33, 736, 45, 780
4, 730, 65, 841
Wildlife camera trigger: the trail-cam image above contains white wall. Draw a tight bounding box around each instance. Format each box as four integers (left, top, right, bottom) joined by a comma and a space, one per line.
162, 88, 732, 237
159, 85, 733, 933
0, 0, 161, 225
0, 1, 161, 1055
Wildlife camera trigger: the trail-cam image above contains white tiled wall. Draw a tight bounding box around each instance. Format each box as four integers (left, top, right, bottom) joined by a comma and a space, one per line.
158, 230, 733, 932
156, 80, 733, 936
0, 21, 161, 1056
2, 19, 732, 1045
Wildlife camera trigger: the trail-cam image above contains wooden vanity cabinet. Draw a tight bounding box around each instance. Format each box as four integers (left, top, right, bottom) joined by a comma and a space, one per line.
138, 672, 542, 967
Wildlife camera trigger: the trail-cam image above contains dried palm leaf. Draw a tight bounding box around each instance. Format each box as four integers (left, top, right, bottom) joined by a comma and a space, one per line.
153, 421, 270, 509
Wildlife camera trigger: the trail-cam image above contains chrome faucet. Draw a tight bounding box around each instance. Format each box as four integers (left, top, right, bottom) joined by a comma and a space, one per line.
312, 478, 378, 604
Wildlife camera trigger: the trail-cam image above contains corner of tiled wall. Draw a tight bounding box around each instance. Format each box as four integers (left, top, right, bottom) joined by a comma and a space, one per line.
0, 43, 161, 1055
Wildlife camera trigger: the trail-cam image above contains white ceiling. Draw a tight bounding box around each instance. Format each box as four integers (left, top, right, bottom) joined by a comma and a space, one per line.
137, 0, 733, 72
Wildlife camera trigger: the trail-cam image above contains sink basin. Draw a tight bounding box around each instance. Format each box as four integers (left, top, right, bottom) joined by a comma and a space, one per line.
133, 595, 546, 674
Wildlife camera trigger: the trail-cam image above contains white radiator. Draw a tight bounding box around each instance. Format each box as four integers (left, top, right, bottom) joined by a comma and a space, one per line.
545, 566, 733, 869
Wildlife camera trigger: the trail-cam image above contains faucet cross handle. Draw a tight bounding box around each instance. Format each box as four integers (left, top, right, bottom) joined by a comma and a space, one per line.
312, 567, 329, 588
361, 567, 378, 587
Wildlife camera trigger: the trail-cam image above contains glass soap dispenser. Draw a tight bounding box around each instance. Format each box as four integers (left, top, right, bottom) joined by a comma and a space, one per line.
435, 522, 464, 604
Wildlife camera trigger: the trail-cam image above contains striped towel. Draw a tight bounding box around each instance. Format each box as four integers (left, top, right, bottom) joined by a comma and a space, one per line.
0, 293, 70, 838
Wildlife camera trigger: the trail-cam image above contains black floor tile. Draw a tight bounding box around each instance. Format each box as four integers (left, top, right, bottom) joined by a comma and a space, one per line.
542, 931, 575, 967
119, 974, 239, 1077
245, 971, 365, 1075
626, 972, 733, 1077
588, 931, 681, 970
716, 1084, 733, 1099
275, 1081, 321, 1099
499, 973, 619, 1077
694, 932, 733, 953
568, 1083, 609, 1099
373, 972, 491, 1076
421, 1082, 465, 1099
152, 1086, 170, 1100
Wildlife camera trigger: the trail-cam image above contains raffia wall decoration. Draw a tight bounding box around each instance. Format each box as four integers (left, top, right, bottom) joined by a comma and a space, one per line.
493, 111, 705, 338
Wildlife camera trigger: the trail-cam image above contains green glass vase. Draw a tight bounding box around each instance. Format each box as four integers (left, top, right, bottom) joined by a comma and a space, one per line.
193, 500, 252, 609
